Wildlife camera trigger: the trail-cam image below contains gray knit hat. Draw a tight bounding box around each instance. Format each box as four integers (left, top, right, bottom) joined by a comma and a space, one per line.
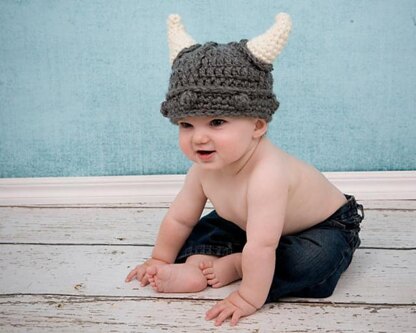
161, 14, 292, 123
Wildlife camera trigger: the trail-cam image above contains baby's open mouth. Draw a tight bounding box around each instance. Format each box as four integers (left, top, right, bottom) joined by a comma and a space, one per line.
197, 150, 215, 155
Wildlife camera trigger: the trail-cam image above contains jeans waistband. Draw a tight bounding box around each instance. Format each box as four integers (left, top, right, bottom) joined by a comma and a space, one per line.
329, 195, 364, 219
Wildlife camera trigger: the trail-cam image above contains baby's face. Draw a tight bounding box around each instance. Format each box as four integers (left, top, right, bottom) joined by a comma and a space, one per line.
177, 116, 267, 171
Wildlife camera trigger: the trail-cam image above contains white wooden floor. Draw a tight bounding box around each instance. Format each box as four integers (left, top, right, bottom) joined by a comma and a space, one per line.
0, 200, 415, 332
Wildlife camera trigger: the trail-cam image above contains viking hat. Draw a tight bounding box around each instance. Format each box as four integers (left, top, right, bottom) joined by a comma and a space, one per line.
161, 13, 292, 123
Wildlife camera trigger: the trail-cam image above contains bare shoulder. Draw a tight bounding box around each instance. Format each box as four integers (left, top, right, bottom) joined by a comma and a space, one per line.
248, 140, 292, 191
246, 141, 292, 210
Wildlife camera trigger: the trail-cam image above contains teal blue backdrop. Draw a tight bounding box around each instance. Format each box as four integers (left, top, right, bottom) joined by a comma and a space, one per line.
1, 0, 415, 177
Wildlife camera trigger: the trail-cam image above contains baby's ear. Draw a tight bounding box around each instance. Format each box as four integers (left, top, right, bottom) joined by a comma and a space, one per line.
253, 119, 268, 138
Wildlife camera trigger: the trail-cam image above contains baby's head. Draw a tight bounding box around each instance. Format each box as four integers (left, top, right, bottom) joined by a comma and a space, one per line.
161, 13, 292, 124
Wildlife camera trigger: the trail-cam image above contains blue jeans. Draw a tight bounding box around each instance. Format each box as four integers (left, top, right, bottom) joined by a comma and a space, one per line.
176, 195, 364, 302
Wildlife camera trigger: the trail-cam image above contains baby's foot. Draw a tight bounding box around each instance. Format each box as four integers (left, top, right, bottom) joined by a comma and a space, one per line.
146, 263, 207, 293
200, 253, 242, 288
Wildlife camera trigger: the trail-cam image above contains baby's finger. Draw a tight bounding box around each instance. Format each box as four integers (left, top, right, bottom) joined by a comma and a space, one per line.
230, 309, 243, 326
140, 274, 150, 287
126, 265, 145, 282
125, 268, 138, 282
215, 307, 234, 326
205, 302, 225, 321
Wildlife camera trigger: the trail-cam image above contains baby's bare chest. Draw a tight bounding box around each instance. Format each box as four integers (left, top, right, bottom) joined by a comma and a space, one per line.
202, 180, 248, 228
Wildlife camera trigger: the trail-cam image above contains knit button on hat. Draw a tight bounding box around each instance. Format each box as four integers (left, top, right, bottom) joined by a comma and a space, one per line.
161, 14, 292, 123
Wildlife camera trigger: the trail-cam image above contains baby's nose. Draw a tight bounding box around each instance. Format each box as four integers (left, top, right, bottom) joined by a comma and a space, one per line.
193, 130, 210, 144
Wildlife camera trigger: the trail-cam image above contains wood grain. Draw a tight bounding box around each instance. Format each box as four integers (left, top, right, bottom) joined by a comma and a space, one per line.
0, 207, 414, 248
0, 295, 414, 333
1, 200, 414, 332
0, 244, 414, 304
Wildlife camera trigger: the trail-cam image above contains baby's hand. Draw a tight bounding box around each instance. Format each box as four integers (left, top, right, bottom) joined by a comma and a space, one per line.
205, 291, 258, 326
125, 258, 167, 286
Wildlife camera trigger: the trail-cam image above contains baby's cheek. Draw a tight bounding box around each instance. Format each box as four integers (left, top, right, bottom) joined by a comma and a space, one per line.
179, 141, 195, 161
178, 138, 189, 152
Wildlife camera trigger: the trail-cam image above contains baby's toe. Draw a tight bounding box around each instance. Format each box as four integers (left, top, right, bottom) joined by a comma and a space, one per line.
155, 279, 164, 292
207, 277, 219, 286
149, 277, 161, 292
200, 261, 213, 270
201, 262, 215, 274
146, 265, 158, 277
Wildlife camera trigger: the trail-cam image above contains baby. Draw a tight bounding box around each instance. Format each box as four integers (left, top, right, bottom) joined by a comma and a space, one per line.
125, 13, 364, 326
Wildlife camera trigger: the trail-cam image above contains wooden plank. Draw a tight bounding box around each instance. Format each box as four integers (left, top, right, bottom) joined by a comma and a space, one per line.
0, 206, 170, 246
0, 295, 414, 333
309, 248, 416, 305
0, 245, 414, 304
0, 207, 414, 248
360, 209, 415, 249
360, 200, 416, 210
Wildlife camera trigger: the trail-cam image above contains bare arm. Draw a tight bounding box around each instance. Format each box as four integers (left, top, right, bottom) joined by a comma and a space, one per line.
206, 167, 288, 325
126, 166, 207, 284
239, 171, 288, 308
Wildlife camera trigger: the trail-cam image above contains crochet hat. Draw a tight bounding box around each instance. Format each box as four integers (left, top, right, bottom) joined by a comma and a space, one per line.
161, 13, 292, 123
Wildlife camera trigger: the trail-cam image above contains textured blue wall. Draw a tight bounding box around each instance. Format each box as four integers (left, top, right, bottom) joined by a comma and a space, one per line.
0, 0, 415, 177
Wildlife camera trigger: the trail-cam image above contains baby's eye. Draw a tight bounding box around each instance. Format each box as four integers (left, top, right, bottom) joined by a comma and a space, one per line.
179, 122, 192, 129
210, 119, 226, 127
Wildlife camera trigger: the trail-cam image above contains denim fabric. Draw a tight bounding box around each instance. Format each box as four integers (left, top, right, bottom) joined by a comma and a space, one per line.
175, 195, 364, 301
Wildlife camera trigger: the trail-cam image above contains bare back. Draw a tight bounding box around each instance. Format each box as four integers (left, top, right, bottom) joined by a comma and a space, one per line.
197, 138, 347, 235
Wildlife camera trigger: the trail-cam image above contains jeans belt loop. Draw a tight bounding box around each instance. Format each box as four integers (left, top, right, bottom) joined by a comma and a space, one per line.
357, 204, 365, 219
